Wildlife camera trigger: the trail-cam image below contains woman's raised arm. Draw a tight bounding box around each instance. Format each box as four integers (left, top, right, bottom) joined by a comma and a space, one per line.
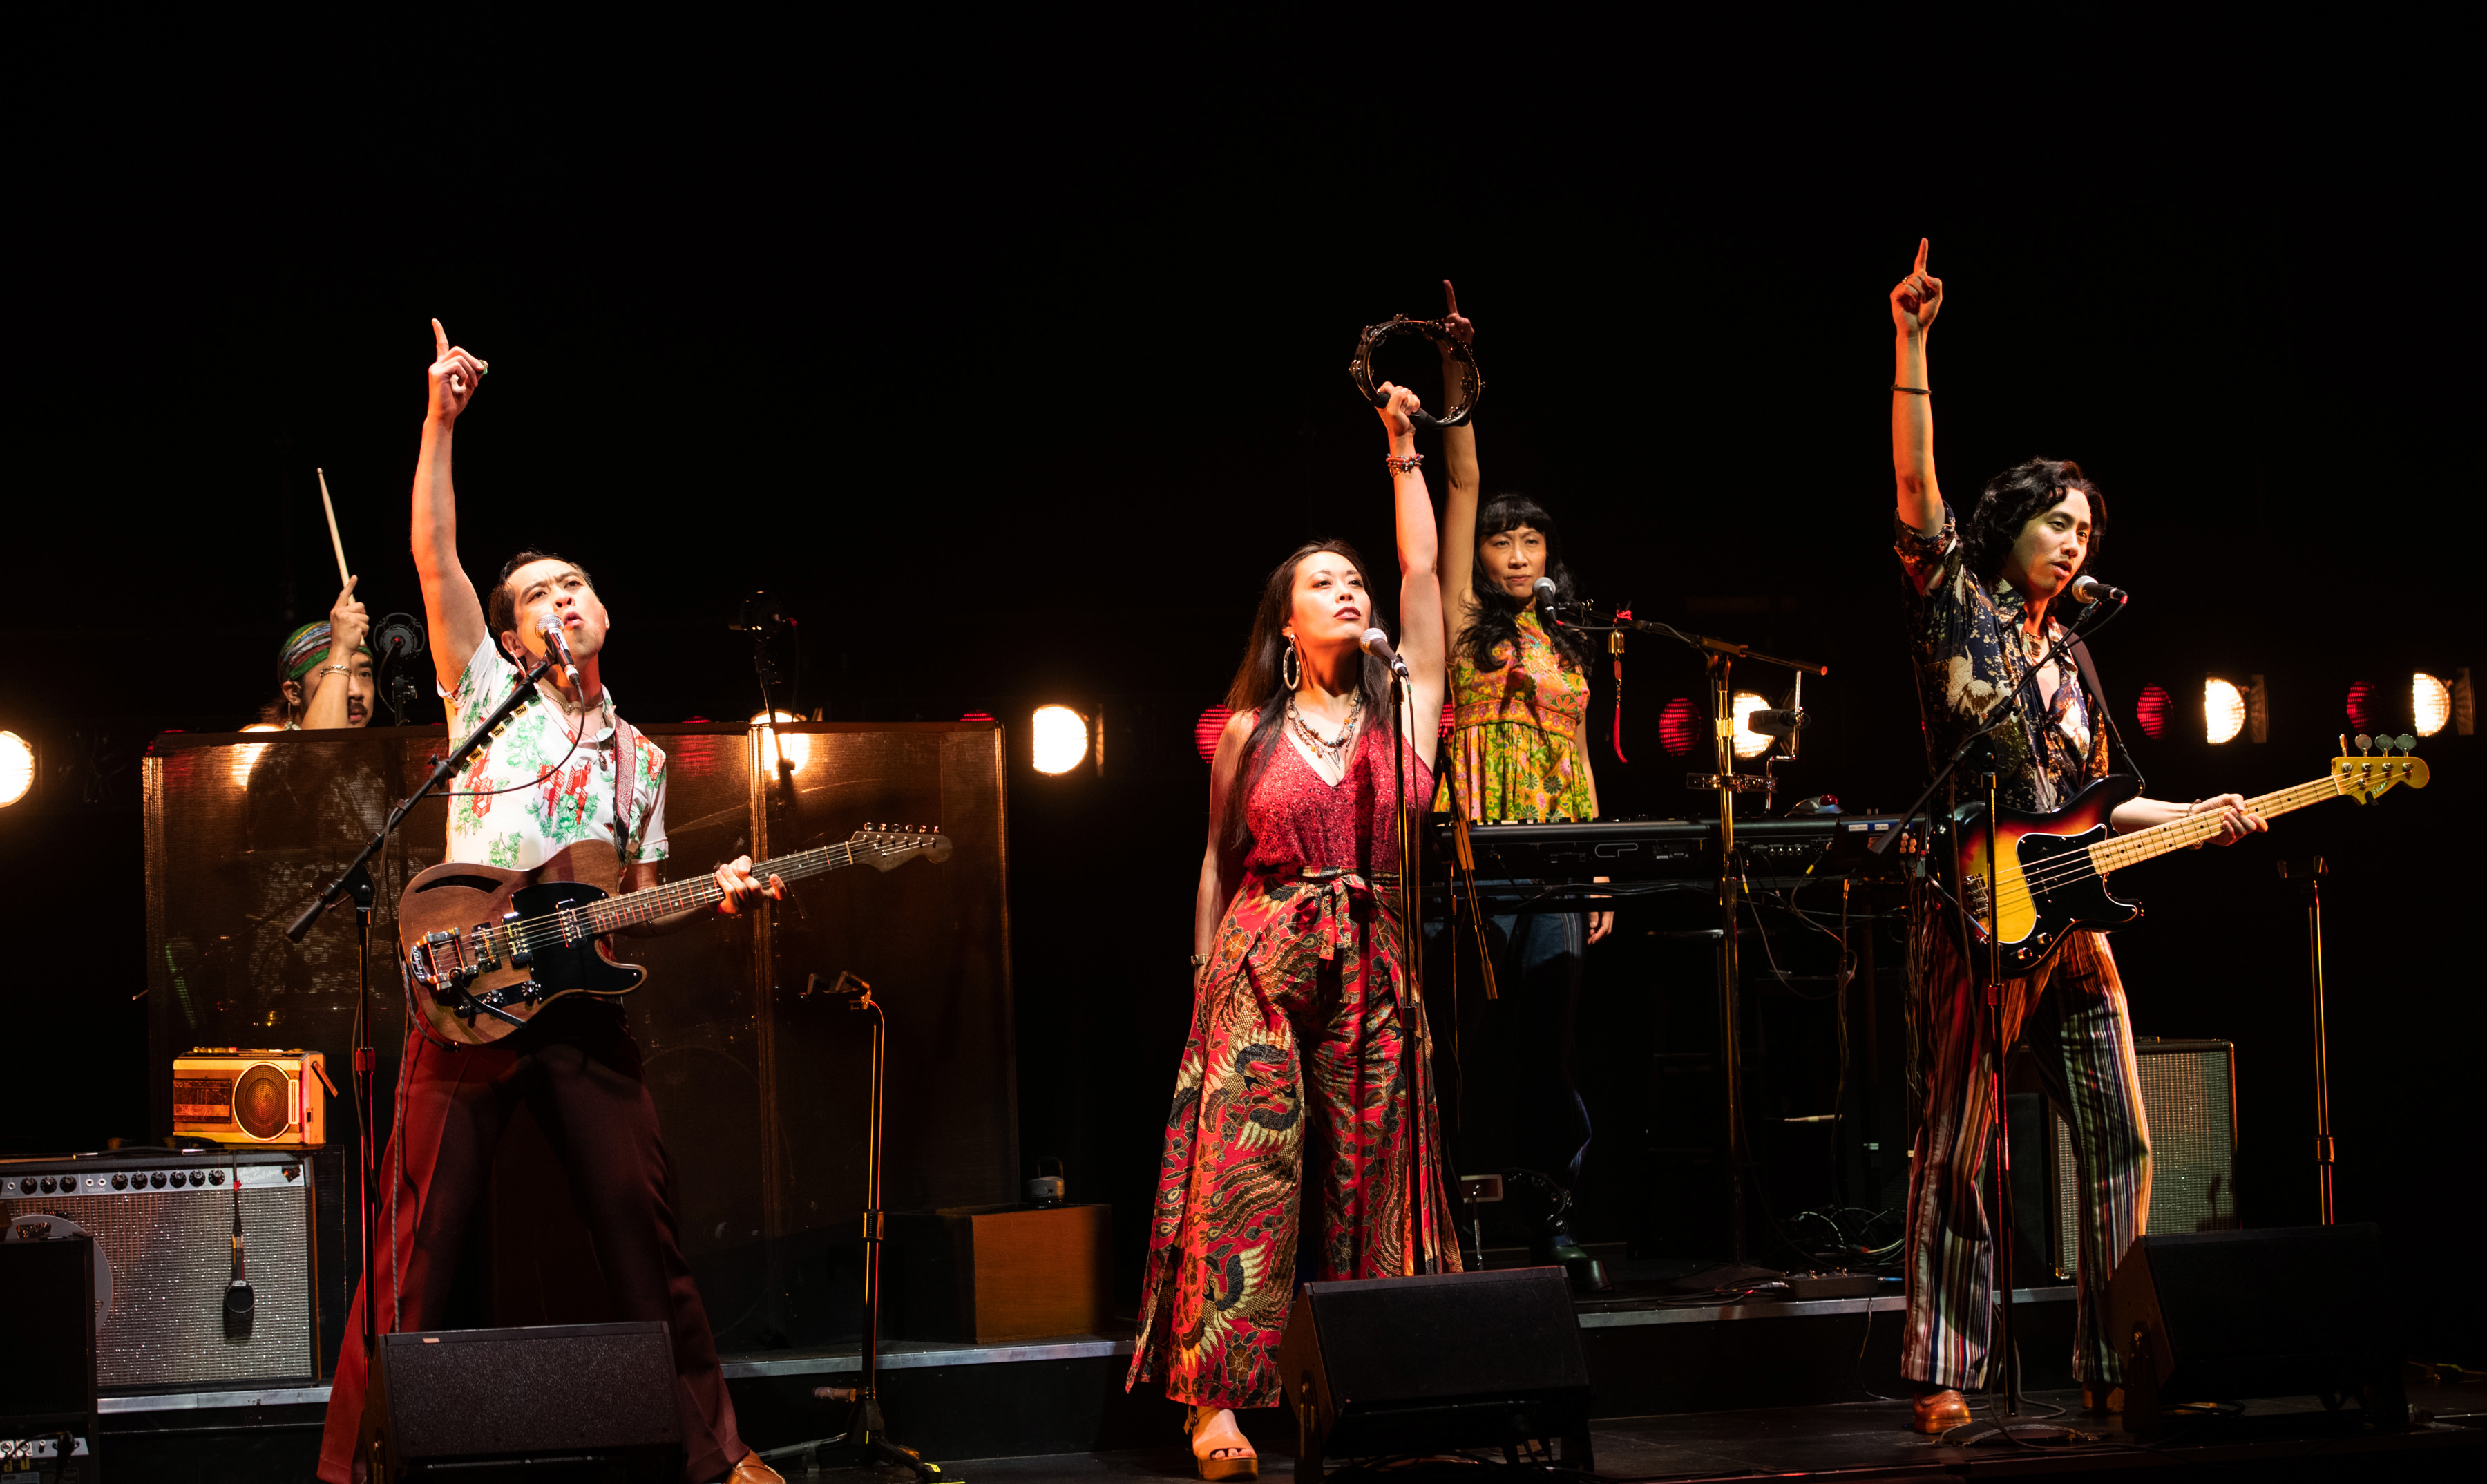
1890, 239, 1945, 538
1378, 383, 1447, 772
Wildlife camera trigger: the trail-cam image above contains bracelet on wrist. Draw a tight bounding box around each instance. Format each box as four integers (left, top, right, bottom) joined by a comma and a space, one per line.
1384, 453, 1424, 474
1892, 386, 1929, 395
321, 664, 352, 676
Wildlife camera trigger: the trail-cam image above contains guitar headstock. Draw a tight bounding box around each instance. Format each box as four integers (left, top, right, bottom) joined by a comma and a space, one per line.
848, 824, 955, 869
2333, 734, 2432, 804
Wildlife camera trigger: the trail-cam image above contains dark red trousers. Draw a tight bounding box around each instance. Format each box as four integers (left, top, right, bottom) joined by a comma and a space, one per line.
317, 1006, 745, 1483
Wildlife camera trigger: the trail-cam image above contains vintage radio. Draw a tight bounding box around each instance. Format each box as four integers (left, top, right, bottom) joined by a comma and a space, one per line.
173, 1049, 332, 1146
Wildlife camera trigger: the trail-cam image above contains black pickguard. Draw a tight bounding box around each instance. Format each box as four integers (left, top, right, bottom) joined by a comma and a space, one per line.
480, 878, 647, 1009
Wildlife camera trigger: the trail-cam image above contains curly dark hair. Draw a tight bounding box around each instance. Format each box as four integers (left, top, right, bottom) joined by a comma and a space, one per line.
1458, 493, 1595, 674
1959, 458, 2107, 588
1216, 540, 1395, 857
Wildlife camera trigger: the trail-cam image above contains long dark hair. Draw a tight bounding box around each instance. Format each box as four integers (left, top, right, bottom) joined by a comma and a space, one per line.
1217, 540, 1393, 856
1960, 458, 2108, 589
1459, 493, 1594, 673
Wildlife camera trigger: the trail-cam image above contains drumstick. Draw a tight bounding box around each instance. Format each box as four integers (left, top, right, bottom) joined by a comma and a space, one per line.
316, 468, 351, 586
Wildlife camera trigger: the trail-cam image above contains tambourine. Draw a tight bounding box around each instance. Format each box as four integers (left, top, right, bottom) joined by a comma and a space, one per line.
1347, 316, 1483, 428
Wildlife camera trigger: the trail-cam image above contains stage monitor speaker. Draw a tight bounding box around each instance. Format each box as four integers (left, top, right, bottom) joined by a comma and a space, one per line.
2107, 1223, 2405, 1428
1273, 1267, 1592, 1478
360, 1321, 680, 1481
1, 1230, 99, 1476
2024, 1038, 2238, 1277
0, 1150, 318, 1391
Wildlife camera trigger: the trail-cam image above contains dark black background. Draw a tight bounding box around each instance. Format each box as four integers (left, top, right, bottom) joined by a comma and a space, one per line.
4, 27, 2475, 1356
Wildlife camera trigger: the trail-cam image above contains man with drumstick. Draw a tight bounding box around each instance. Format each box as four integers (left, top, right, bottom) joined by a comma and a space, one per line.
314, 321, 788, 1484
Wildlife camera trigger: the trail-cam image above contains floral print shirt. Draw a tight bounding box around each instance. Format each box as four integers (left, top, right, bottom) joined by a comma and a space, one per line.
1434, 607, 1596, 822
441, 637, 670, 871
1896, 509, 2108, 814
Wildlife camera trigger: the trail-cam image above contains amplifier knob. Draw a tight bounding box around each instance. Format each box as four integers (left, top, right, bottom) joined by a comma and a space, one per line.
40, 1177, 57, 1192
190, 1170, 207, 1186
211, 1169, 226, 1185
113, 1173, 128, 1190
150, 1171, 167, 1188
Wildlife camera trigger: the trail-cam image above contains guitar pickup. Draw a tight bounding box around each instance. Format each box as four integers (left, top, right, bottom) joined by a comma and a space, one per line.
467, 926, 502, 972
501, 911, 533, 967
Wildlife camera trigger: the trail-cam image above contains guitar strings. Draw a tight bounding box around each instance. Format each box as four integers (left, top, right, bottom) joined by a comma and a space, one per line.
475, 839, 919, 960
1980, 775, 2345, 920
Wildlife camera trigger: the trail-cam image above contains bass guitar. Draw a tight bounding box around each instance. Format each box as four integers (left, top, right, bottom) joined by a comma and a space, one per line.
399, 826, 952, 1044
1956, 744, 2430, 976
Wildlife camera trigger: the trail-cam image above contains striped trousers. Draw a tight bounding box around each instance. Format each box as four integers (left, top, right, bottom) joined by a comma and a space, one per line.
1900, 926, 2151, 1390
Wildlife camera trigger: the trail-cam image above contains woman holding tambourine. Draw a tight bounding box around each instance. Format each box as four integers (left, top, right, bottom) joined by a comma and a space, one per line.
1428, 283, 1611, 1291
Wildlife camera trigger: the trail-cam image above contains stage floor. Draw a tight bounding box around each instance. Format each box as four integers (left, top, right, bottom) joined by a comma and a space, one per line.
776, 1387, 2483, 1483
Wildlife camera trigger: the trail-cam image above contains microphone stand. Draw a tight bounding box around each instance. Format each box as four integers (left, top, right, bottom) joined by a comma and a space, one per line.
1387, 660, 1437, 1275
1546, 605, 1824, 1266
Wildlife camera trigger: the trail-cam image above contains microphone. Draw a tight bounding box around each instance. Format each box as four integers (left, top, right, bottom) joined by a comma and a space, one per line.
1748, 707, 1806, 738
222, 1152, 254, 1340
2071, 575, 2129, 606
535, 615, 581, 687
1360, 627, 1410, 678
1532, 577, 1559, 612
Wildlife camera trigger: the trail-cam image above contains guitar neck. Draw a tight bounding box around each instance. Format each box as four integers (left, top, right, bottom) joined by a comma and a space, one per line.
2084, 774, 2340, 875
582, 841, 857, 934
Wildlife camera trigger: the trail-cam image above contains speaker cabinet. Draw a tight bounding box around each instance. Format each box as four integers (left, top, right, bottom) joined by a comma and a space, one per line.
1, 1150, 319, 1391
360, 1322, 680, 1481
1, 1231, 99, 1476
2018, 1038, 2238, 1276
2107, 1224, 2404, 1429
1273, 1268, 1592, 1478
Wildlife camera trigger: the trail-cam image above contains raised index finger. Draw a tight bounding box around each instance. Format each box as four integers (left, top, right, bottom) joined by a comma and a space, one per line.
432, 318, 450, 361
1442, 279, 1460, 318
1912, 238, 1929, 276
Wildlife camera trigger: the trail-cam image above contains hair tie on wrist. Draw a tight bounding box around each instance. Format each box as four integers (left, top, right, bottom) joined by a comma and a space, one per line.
1892, 386, 1929, 395
1384, 453, 1424, 474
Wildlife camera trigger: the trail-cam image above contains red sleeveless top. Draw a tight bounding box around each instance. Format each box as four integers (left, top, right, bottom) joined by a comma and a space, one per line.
1241, 719, 1434, 882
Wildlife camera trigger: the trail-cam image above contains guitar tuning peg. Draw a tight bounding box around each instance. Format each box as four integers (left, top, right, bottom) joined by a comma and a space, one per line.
2395, 733, 2416, 752
2354, 734, 2373, 754
2338, 734, 2349, 757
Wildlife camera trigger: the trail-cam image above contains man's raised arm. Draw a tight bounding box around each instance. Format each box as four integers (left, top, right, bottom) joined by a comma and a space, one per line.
413, 318, 493, 692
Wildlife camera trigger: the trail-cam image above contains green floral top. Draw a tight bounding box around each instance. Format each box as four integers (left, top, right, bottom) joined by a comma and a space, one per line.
441, 638, 671, 871
1434, 608, 1595, 822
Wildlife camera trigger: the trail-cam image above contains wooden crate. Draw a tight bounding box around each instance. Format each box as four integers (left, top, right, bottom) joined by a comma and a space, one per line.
890, 1203, 1112, 1343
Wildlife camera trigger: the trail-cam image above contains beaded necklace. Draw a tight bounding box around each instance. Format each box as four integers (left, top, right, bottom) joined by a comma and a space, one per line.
1286, 691, 1362, 769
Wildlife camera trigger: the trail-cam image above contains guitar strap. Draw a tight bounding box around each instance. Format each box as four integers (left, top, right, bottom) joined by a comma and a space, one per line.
2062, 634, 2119, 774
608, 707, 640, 864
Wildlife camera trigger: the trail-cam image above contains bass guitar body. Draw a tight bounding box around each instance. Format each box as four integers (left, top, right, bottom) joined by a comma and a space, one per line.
399, 840, 645, 1046
1952, 773, 2141, 977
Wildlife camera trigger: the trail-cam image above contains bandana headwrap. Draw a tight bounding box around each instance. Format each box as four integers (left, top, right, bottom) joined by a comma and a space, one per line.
279, 622, 373, 682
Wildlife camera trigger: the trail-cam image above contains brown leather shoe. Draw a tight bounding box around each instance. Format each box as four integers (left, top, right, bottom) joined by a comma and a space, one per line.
725, 1454, 786, 1484
1912, 1389, 1972, 1435
2082, 1384, 2124, 1415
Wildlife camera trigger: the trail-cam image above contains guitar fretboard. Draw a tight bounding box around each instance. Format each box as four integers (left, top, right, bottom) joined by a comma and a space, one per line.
2084, 774, 2343, 874
577, 842, 857, 934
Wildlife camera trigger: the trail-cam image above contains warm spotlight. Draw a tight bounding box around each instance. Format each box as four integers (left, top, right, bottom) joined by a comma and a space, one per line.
2204, 675, 2267, 745
1194, 705, 1232, 763
2412, 672, 2451, 738
1730, 692, 1773, 759
1657, 697, 1697, 757
1031, 705, 1089, 774
2134, 685, 2172, 741
1438, 701, 1456, 739
233, 723, 283, 788
0, 731, 32, 807
750, 710, 809, 770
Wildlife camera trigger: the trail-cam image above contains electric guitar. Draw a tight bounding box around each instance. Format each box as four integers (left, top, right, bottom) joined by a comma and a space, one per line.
1955, 745, 2430, 976
399, 826, 952, 1044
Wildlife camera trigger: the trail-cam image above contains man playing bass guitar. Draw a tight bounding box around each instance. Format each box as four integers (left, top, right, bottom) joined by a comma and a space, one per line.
316, 321, 788, 1484
1884, 242, 2265, 1434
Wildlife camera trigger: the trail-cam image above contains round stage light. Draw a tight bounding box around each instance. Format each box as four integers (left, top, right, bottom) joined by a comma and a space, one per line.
2204, 678, 2247, 745
750, 710, 809, 770
1657, 697, 1697, 757
1194, 705, 1232, 764
1439, 701, 1456, 739
2134, 685, 2172, 741
232, 723, 283, 788
1032, 705, 1089, 774
2344, 680, 2376, 735
0, 731, 32, 807
2413, 672, 2452, 738
1731, 692, 1773, 759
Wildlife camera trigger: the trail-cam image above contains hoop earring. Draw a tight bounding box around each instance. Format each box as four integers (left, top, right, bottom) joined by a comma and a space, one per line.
1281, 637, 1302, 692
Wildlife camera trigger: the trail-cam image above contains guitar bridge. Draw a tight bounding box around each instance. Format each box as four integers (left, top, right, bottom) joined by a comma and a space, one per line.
1963, 872, 1992, 922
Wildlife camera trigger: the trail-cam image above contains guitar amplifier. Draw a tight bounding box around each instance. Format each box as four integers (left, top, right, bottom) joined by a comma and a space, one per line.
2045, 1038, 2238, 1275
172, 1049, 331, 1146
0, 1150, 322, 1391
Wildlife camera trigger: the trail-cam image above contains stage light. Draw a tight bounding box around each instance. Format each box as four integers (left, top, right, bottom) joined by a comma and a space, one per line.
750, 710, 809, 770
2134, 685, 2171, 741
2413, 672, 2451, 738
1032, 705, 1089, 774
232, 723, 283, 788
2204, 674, 2267, 745
961, 711, 995, 723
1439, 701, 1456, 739
1657, 697, 1697, 757
0, 730, 32, 807
2344, 680, 2376, 734
1194, 705, 1232, 763
1730, 692, 1773, 759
